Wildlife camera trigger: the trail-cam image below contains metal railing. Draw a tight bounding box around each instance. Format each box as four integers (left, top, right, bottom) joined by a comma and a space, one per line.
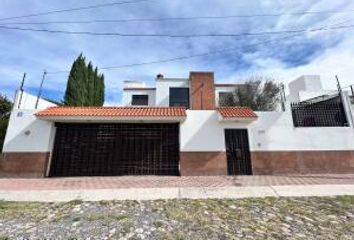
291, 96, 348, 127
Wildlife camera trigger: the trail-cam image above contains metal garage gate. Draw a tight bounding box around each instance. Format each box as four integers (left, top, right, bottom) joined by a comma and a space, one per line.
49, 123, 180, 177
224, 129, 252, 175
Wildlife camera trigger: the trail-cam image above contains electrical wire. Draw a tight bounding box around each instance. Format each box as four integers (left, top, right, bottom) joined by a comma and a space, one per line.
0, 0, 152, 22
45, 33, 306, 74
0, 23, 353, 38
44, 17, 353, 74
3, 9, 354, 25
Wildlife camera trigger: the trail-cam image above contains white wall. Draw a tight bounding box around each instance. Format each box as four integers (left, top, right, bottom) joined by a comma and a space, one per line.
180, 110, 251, 151
155, 78, 189, 106
180, 109, 354, 152
123, 81, 146, 88
122, 89, 156, 106
288, 75, 322, 102
298, 90, 333, 102
2, 110, 55, 152
250, 111, 354, 151
5, 99, 354, 154
14, 91, 57, 110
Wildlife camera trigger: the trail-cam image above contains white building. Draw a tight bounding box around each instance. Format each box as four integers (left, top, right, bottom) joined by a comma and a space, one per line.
1, 71, 354, 177
122, 73, 240, 108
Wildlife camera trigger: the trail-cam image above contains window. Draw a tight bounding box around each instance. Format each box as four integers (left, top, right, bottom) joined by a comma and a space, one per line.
132, 95, 148, 106
169, 88, 189, 108
219, 92, 234, 107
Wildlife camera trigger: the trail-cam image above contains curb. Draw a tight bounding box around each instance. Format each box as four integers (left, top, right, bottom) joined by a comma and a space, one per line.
0, 184, 353, 202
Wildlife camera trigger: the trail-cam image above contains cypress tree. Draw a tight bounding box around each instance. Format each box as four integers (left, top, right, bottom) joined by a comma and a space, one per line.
64, 54, 105, 106
87, 62, 95, 106
99, 74, 105, 106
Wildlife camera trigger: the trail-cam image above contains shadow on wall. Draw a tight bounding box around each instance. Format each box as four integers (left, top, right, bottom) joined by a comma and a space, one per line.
2, 111, 54, 153
181, 111, 221, 152
3, 121, 44, 152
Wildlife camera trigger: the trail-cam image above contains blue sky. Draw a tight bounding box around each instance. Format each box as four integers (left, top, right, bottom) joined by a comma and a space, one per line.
1, 0, 354, 105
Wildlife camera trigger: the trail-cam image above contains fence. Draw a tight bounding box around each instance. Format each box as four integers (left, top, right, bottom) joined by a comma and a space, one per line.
291, 96, 348, 127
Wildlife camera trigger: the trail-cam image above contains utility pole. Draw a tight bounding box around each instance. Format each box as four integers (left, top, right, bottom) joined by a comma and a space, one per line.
17, 73, 26, 109
335, 75, 342, 93
35, 70, 47, 109
280, 83, 286, 111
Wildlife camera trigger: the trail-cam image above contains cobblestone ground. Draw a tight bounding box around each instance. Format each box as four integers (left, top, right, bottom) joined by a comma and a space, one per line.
0, 196, 353, 240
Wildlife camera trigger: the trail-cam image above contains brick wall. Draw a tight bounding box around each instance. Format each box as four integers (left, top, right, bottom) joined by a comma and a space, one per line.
251, 150, 354, 174
189, 72, 216, 110
0, 152, 49, 177
180, 152, 227, 176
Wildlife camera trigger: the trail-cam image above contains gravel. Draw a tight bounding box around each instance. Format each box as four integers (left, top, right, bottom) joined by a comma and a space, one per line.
0, 196, 353, 239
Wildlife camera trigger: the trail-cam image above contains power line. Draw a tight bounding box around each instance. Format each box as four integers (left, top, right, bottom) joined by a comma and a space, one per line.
0, 23, 353, 38
46, 19, 352, 74
45, 18, 353, 74
46, 33, 306, 74
0, 0, 152, 22
3, 9, 354, 25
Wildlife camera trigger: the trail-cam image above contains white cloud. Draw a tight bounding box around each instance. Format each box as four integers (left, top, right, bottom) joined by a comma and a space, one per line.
1, 0, 354, 104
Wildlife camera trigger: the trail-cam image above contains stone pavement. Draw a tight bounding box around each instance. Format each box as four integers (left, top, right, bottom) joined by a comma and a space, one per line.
1, 174, 353, 190
0, 174, 353, 202
2, 196, 353, 239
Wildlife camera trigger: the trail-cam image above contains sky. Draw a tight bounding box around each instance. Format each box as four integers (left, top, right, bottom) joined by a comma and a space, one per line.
1, 0, 354, 105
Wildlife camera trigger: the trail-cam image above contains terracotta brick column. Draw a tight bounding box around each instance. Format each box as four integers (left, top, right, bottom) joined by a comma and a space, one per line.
189, 72, 216, 110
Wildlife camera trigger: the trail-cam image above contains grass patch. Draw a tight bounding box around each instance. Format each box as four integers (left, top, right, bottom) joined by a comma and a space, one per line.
66, 199, 83, 207
154, 220, 164, 228
335, 195, 354, 205
0, 200, 42, 218
86, 213, 129, 222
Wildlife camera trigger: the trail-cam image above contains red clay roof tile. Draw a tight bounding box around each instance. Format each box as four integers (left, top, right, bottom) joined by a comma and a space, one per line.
36, 107, 186, 117
217, 107, 257, 118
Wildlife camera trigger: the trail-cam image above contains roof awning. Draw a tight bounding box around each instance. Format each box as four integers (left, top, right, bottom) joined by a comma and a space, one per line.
35, 107, 186, 122
217, 107, 258, 122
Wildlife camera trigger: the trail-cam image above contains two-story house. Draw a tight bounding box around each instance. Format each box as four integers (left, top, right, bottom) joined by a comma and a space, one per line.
1, 71, 354, 178
122, 72, 240, 108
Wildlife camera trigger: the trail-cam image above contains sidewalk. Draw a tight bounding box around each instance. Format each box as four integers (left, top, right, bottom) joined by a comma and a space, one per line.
0, 174, 353, 201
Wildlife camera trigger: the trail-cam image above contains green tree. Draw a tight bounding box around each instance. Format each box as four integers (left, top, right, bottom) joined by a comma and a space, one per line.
220, 76, 281, 111
0, 95, 12, 152
64, 54, 105, 106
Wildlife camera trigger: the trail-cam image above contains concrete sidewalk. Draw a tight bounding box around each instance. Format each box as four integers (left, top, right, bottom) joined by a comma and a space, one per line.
1, 184, 353, 202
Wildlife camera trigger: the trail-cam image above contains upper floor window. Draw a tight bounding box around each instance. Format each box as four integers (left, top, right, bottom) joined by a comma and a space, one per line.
132, 95, 148, 106
169, 88, 189, 108
218, 92, 234, 107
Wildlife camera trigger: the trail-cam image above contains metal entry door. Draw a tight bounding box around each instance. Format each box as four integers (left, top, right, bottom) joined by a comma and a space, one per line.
224, 129, 252, 175
49, 123, 180, 177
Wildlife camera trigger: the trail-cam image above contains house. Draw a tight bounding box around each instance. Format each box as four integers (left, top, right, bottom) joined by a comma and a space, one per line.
1, 71, 354, 178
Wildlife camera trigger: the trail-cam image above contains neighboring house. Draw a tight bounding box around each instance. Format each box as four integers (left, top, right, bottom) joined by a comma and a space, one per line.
1, 71, 354, 178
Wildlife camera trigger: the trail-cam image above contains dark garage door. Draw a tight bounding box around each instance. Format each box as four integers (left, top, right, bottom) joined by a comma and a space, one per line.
49, 123, 180, 177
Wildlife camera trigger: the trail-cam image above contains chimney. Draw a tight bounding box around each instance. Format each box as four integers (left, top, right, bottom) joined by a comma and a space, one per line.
156, 73, 164, 79
189, 72, 215, 110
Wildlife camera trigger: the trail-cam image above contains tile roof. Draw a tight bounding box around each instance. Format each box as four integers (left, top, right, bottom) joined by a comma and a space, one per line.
36, 107, 186, 117
217, 107, 257, 118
